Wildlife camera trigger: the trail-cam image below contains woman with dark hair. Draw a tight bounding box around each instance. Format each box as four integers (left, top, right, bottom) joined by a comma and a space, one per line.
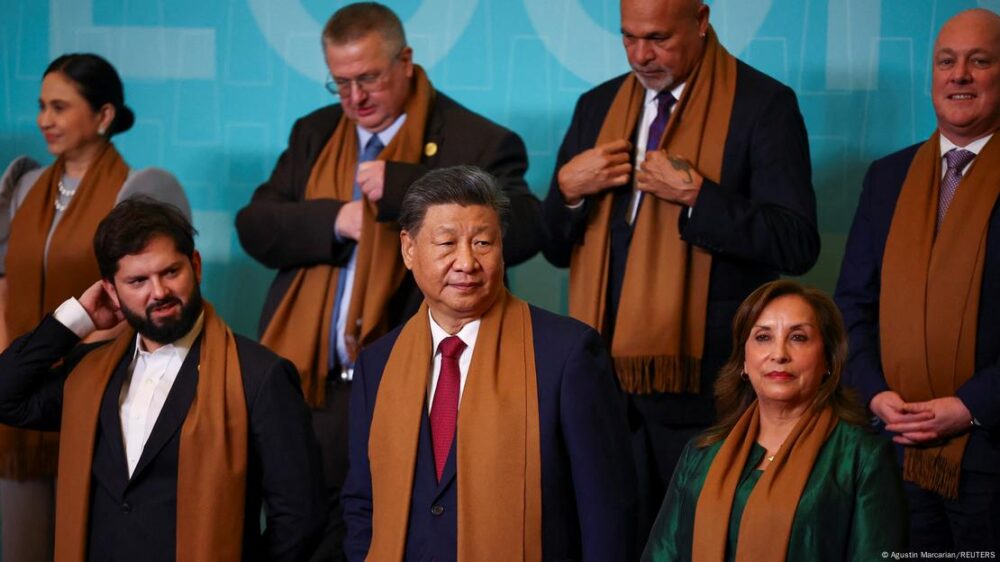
642, 280, 907, 562
0, 53, 189, 561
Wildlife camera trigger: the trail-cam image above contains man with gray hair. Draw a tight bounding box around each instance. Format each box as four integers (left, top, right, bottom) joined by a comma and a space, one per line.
235, 3, 542, 557
342, 166, 635, 561
542, 0, 819, 543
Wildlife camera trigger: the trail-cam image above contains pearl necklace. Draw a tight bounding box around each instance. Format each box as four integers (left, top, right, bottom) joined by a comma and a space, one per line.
54, 179, 77, 212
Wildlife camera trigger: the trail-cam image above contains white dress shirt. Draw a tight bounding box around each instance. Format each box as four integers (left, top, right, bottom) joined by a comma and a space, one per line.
564, 81, 687, 223
334, 113, 408, 366
426, 310, 480, 413
939, 133, 993, 178
53, 298, 204, 477
629, 82, 687, 223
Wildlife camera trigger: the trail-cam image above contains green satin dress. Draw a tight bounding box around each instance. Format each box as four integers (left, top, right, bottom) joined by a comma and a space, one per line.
641, 421, 908, 561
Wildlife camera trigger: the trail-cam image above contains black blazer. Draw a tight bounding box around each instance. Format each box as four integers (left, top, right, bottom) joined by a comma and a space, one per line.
342, 306, 637, 562
0, 316, 327, 561
542, 64, 819, 425
235, 93, 544, 337
835, 142, 1000, 473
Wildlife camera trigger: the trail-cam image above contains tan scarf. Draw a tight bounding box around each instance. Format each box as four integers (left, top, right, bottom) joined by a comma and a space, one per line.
692, 402, 838, 562
880, 132, 1000, 498
568, 27, 736, 394
261, 66, 434, 407
54, 302, 247, 562
0, 142, 128, 480
367, 291, 542, 561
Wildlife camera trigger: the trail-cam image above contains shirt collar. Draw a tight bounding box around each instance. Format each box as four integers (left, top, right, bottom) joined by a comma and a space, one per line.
428, 309, 480, 356
357, 113, 408, 149
644, 81, 686, 106
132, 310, 205, 362
940, 132, 994, 157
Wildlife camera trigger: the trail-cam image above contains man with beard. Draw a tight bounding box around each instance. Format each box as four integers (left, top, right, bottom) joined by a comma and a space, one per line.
541, 0, 819, 543
0, 198, 326, 561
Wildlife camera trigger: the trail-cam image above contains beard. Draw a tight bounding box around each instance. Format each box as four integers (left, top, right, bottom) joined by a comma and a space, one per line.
119, 285, 204, 345
631, 66, 676, 93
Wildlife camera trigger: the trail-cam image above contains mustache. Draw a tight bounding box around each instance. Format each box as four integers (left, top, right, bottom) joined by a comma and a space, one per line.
145, 297, 182, 317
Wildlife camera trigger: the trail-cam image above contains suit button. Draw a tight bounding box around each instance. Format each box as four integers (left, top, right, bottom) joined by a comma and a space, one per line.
430, 505, 444, 516
121, 502, 131, 514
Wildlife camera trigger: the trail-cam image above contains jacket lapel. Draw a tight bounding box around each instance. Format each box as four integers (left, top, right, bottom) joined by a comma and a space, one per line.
127, 336, 202, 483
96, 342, 136, 496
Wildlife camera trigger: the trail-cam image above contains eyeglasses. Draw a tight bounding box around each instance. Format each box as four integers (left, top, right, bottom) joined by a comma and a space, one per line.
325, 48, 405, 98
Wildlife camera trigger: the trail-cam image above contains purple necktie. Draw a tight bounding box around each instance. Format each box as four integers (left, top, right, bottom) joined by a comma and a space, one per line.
628, 91, 678, 226
938, 148, 976, 229
430, 336, 466, 481
646, 91, 677, 153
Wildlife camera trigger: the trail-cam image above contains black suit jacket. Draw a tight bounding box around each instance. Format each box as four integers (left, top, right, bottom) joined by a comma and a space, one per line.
342, 306, 636, 562
0, 316, 327, 561
835, 142, 1000, 473
543, 64, 819, 425
236, 93, 544, 337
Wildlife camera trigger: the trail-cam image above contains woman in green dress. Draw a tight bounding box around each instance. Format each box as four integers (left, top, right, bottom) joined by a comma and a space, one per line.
642, 280, 907, 562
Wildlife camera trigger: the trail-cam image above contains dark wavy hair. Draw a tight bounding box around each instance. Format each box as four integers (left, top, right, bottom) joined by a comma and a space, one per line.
94, 197, 196, 280
44, 53, 135, 137
697, 279, 869, 447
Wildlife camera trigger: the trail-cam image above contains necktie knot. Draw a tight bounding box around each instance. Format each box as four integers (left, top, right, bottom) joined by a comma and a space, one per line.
438, 336, 466, 360
655, 90, 677, 113
361, 134, 384, 162
945, 148, 975, 173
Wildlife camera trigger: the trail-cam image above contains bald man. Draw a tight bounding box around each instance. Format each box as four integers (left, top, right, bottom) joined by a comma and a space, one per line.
836, 8, 1000, 551
542, 0, 819, 543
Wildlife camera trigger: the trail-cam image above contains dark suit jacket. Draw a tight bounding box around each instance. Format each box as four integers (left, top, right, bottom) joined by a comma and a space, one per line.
341, 306, 637, 562
542, 64, 819, 426
235, 93, 544, 337
0, 316, 327, 561
835, 142, 1000, 473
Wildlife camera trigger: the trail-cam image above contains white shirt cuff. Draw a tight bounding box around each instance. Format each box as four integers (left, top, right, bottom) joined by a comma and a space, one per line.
53, 298, 97, 339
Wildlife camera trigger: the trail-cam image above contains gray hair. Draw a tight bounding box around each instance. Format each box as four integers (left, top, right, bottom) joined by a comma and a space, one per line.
399, 166, 510, 236
322, 2, 406, 56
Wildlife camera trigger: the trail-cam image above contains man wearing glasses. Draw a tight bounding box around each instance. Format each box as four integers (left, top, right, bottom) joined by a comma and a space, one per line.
235, 2, 541, 559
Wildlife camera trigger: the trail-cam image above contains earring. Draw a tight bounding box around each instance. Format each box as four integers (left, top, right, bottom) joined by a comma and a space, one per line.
98, 127, 107, 136
823, 370, 831, 380
740, 371, 749, 381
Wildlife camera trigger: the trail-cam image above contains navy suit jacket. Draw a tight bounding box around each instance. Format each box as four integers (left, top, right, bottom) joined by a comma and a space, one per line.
542, 64, 819, 426
835, 141, 1000, 473
342, 305, 637, 562
0, 315, 327, 561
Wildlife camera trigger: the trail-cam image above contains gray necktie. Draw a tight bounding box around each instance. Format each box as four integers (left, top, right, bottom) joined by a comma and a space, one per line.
938, 148, 976, 228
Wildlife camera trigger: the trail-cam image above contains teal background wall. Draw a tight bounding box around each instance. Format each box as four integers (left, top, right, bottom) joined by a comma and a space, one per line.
0, 0, 988, 337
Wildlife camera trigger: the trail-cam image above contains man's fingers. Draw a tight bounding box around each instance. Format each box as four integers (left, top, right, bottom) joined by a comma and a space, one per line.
885, 419, 937, 433
598, 139, 632, 154
899, 431, 940, 443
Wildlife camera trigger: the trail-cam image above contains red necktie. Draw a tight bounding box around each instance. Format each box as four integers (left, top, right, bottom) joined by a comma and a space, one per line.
430, 336, 466, 481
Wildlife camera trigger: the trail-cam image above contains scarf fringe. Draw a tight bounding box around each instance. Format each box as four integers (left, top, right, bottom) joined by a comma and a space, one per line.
613, 355, 701, 394
904, 447, 961, 499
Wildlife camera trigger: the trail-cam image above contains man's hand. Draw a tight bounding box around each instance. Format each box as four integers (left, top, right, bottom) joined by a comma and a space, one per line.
886, 396, 973, 445
557, 139, 633, 205
357, 160, 386, 203
79, 281, 123, 330
335, 200, 364, 241
636, 151, 704, 206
